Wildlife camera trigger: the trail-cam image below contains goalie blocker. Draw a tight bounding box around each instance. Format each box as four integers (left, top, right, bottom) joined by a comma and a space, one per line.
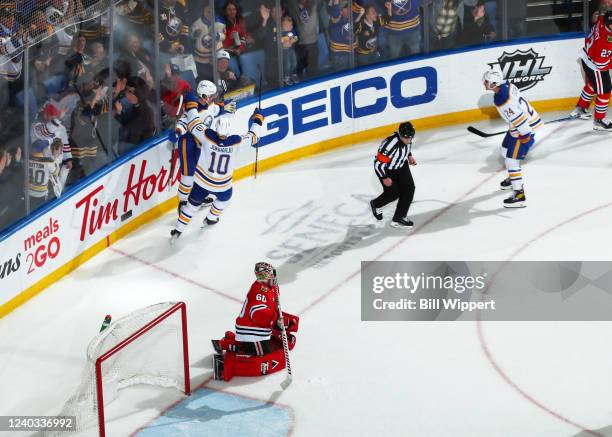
211, 262, 299, 382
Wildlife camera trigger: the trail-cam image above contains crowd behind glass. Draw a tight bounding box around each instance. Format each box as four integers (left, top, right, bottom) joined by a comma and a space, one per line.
0, 0, 610, 232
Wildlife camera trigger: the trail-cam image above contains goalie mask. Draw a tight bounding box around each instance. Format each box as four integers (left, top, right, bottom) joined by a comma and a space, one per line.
254, 262, 275, 283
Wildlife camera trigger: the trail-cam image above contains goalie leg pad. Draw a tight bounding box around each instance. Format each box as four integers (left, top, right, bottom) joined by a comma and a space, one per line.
221, 348, 288, 381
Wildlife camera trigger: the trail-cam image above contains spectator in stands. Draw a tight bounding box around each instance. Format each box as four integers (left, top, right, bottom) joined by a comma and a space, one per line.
119, 33, 154, 88
281, 15, 300, 84
253, 2, 281, 87
287, 0, 322, 79
354, 4, 388, 66
0, 8, 24, 107
461, 0, 495, 45
191, 4, 226, 82
115, 77, 156, 152
0, 144, 24, 229
64, 33, 92, 88
68, 67, 129, 181
161, 63, 191, 122
328, 0, 353, 72
158, 0, 189, 59
44, 3, 77, 65
222, 0, 248, 59
429, 0, 464, 51
216, 49, 239, 93
89, 42, 108, 75
383, 0, 422, 59
28, 9, 58, 103
115, 0, 154, 42
592, 0, 612, 23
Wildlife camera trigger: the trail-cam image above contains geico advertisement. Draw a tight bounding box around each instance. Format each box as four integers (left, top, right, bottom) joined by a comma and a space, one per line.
232, 36, 581, 167
0, 140, 178, 306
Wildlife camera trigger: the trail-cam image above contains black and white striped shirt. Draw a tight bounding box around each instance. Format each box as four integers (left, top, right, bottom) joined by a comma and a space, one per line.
373, 133, 412, 178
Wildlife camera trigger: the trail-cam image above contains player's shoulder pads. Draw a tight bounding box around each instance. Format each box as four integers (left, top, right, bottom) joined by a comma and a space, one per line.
494, 83, 511, 107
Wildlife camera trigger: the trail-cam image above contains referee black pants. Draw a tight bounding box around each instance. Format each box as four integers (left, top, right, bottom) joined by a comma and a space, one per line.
373, 165, 415, 221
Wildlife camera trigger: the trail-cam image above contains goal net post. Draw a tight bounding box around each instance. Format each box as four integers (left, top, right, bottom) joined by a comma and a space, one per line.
48, 301, 190, 437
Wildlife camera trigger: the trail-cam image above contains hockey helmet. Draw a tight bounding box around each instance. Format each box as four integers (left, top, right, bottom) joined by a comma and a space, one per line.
254, 262, 275, 283
483, 67, 504, 89
197, 80, 217, 100
214, 117, 232, 138
398, 121, 415, 139
605, 11, 612, 30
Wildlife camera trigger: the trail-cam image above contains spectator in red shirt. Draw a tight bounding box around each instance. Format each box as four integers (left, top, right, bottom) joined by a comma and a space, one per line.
222, 0, 249, 57
161, 64, 191, 122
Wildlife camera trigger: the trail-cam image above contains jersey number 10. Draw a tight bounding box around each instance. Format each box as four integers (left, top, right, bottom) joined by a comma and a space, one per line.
208, 151, 230, 175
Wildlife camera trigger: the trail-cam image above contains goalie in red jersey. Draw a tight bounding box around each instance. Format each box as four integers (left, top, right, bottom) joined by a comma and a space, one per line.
211, 262, 299, 382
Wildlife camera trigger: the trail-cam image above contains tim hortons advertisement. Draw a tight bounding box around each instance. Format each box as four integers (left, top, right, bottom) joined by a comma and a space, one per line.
0, 139, 178, 308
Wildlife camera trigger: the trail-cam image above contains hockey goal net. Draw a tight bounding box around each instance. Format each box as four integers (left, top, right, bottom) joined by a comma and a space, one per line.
49, 302, 190, 437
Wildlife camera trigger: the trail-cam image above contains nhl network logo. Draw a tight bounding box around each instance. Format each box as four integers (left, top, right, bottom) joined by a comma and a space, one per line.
488, 49, 552, 91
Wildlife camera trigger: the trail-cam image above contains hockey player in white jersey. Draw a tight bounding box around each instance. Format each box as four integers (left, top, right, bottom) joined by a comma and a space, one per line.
483, 68, 544, 208
30, 103, 73, 170
172, 80, 237, 211
170, 109, 265, 243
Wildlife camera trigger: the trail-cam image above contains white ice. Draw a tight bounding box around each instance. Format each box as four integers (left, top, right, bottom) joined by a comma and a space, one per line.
2, 113, 612, 437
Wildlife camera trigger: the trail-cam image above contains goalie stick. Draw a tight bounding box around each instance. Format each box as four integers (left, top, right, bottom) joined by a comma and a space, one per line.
274, 272, 293, 389
467, 115, 574, 138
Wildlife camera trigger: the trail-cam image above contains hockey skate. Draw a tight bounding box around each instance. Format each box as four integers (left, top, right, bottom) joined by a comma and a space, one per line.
593, 118, 612, 131
170, 229, 182, 244
500, 177, 512, 190
177, 200, 187, 215
213, 354, 224, 381
202, 197, 214, 207
390, 218, 414, 228
369, 200, 383, 220
570, 106, 592, 120
503, 189, 526, 208
202, 217, 219, 227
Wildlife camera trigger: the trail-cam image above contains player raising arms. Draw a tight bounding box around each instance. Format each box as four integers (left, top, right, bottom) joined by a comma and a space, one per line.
169, 109, 264, 243
483, 68, 544, 208
570, 11, 612, 131
172, 80, 237, 213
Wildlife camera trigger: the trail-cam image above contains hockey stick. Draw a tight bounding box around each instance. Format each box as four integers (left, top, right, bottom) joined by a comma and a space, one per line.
254, 64, 263, 179
467, 116, 575, 138
274, 273, 293, 390
167, 95, 184, 192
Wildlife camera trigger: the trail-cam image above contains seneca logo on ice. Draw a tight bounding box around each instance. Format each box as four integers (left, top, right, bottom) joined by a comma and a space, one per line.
258, 66, 438, 146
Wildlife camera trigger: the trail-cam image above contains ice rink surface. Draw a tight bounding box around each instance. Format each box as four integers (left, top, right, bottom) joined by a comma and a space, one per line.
2, 113, 612, 436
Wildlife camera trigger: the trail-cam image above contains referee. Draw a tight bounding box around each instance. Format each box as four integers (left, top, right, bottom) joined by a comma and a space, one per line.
370, 121, 417, 228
